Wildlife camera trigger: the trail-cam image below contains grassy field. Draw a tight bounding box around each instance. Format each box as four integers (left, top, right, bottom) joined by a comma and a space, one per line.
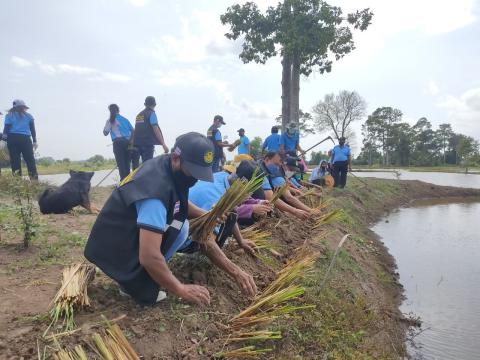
0, 160, 116, 176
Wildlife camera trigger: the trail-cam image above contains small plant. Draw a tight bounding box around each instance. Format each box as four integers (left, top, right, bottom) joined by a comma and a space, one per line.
8, 175, 38, 248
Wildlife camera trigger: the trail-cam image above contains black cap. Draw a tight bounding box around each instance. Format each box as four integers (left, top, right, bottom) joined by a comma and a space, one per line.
145, 96, 156, 107
214, 114, 226, 125
236, 160, 265, 198
271, 126, 279, 133
237, 128, 245, 133
285, 156, 301, 172
173, 132, 214, 182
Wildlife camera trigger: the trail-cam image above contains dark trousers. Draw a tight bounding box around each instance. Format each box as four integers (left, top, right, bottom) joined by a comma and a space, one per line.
112, 138, 131, 180
132, 145, 154, 165
7, 134, 38, 180
212, 157, 221, 173
332, 161, 348, 188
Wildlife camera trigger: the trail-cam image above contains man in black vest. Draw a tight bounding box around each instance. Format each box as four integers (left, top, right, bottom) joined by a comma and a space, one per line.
207, 115, 231, 172
84, 132, 257, 306
133, 96, 169, 164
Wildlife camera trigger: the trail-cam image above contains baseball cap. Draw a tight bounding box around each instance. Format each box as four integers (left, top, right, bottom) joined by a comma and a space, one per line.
13, 99, 29, 109
237, 128, 245, 133
285, 156, 301, 172
145, 96, 156, 107
214, 114, 226, 125
236, 160, 265, 198
173, 132, 214, 182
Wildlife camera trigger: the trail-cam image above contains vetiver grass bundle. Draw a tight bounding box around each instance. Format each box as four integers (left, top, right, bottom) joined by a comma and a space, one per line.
54, 345, 88, 360
50, 262, 96, 331
269, 183, 288, 204
299, 188, 322, 208
91, 323, 140, 360
241, 225, 280, 257
190, 174, 264, 244
313, 208, 345, 229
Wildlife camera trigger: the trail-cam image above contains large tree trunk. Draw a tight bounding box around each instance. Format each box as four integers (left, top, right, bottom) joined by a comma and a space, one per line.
290, 56, 300, 129
281, 55, 292, 132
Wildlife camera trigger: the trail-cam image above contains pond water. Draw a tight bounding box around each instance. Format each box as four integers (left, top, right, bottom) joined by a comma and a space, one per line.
353, 170, 480, 189
373, 200, 480, 359
39, 169, 120, 187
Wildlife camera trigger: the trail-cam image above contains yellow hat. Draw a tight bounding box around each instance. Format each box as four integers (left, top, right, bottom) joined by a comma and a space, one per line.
234, 154, 253, 163
222, 164, 236, 174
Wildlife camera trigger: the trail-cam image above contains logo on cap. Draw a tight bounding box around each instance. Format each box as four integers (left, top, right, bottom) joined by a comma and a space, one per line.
204, 151, 213, 164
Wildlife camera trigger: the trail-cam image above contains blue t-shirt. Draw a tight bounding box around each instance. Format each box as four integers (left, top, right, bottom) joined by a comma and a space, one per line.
238, 135, 250, 154
281, 132, 299, 151
331, 145, 351, 163
214, 129, 222, 141
189, 171, 230, 211
263, 134, 281, 152
262, 177, 272, 191
104, 114, 134, 141
135, 198, 190, 261
271, 176, 286, 188
149, 112, 158, 125
5, 112, 34, 136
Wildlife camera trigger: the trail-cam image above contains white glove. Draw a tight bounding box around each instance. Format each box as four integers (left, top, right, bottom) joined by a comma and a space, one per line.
33, 142, 38, 150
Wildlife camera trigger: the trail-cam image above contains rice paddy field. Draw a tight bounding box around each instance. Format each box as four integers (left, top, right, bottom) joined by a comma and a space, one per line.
1, 175, 479, 359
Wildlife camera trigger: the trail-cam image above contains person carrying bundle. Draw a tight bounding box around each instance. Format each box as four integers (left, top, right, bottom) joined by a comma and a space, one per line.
84, 132, 256, 307
258, 152, 312, 220
228, 128, 250, 155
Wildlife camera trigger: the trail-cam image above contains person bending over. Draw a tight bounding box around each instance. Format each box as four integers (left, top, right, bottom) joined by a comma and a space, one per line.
84, 132, 256, 307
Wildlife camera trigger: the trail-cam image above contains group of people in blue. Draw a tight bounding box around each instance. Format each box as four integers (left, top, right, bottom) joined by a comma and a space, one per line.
0, 95, 352, 307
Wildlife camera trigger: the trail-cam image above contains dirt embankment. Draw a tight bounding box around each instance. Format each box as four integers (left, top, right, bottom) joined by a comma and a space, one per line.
0, 177, 479, 359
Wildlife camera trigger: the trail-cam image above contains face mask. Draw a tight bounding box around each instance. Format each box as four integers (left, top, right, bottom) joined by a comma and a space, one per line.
173, 169, 198, 189
339, 141, 345, 146
266, 164, 279, 174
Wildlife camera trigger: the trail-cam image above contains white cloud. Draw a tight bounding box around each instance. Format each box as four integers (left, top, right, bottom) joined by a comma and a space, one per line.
11, 56, 33, 68
437, 87, 480, 139
148, 10, 239, 64
239, 100, 277, 120
127, 0, 148, 7
12, 57, 132, 83
426, 80, 440, 96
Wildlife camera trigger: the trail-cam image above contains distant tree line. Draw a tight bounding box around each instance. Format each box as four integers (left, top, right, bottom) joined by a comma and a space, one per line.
356, 107, 480, 167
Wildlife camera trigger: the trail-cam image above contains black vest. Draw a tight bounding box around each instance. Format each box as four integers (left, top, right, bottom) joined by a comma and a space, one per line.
84, 155, 188, 305
134, 108, 160, 146
207, 125, 222, 158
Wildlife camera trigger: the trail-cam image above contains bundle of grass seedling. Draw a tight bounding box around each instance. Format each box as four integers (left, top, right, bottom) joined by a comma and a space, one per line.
54, 346, 88, 360
50, 262, 96, 331
241, 225, 280, 257
313, 208, 345, 229
269, 183, 288, 204
190, 173, 264, 244
91, 323, 140, 360
215, 345, 273, 358
299, 188, 323, 208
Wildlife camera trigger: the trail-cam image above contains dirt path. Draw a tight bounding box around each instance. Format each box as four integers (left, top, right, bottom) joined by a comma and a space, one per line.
0, 178, 479, 359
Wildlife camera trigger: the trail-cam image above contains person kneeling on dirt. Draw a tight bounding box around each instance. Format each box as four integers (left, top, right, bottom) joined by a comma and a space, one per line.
258, 152, 311, 220
84, 132, 256, 307
309, 160, 331, 186
188, 160, 273, 249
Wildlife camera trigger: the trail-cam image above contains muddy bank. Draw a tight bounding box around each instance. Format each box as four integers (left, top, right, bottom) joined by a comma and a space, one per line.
0, 177, 479, 359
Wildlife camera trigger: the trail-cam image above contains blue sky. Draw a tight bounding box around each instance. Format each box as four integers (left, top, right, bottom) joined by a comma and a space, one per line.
1, 0, 479, 160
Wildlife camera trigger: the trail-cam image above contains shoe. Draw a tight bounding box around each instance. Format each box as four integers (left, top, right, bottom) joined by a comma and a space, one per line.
119, 287, 167, 303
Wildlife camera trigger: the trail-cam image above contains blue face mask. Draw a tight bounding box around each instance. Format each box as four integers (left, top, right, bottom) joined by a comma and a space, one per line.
266, 164, 280, 174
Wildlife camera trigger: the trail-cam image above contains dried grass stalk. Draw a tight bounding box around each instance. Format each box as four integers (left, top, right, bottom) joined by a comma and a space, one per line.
190, 174, 264, 244
215, 345, 273, 358
91, 323, 140, 360
54, 345, 88, 360
50, 262, 96, 331
313, 208, 345, 229
269, 183, 288, 204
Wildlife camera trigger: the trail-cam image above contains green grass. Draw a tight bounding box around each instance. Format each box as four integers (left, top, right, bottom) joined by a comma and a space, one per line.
0, 159, 116, 175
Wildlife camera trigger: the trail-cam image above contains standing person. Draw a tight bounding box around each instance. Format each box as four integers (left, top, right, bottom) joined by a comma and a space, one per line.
133, 96, 169, 164
207, 115, 231, 172
1, 100, 38, 180
280, 122, 304, 157
84, 132, 256, 306
103, 104, 134, 181
330, 137, 352, 188
229, 128, 250, 155
262, 126, 281, 153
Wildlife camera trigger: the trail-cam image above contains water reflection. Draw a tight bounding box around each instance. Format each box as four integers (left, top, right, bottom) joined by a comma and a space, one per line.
374, 201, 480, 360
